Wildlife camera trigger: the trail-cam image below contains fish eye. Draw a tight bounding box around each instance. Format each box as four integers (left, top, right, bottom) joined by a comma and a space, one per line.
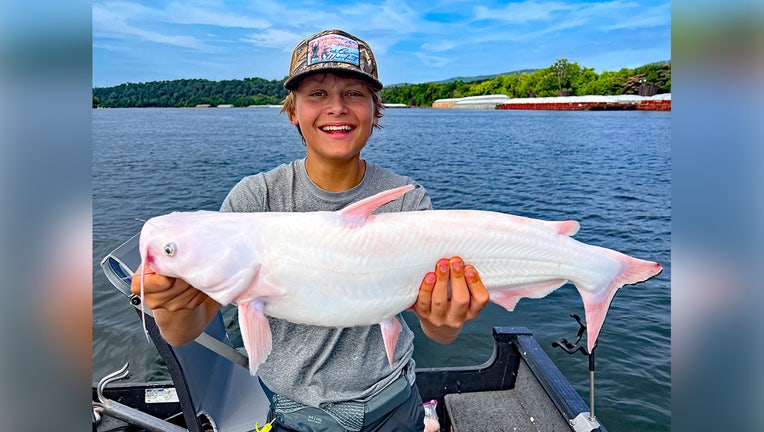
163, 242, 177, 257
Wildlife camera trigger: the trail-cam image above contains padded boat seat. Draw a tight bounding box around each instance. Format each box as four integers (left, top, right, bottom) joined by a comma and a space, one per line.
101, 233, 270, 432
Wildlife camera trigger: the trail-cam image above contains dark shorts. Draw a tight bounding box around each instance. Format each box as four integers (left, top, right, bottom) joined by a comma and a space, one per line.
267, 383, 425, 432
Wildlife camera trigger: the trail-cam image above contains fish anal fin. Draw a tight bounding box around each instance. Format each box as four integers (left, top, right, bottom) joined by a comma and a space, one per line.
238, 300, 272, 375
337, 185, 415, 225
490, 279, 568, 311
379, 316, 402, 367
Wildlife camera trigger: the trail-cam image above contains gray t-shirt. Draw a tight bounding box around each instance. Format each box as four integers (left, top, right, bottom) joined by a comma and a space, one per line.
220, 158, 432, 407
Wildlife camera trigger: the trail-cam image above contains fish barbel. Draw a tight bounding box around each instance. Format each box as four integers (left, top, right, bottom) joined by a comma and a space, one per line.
139, 185, 662, 374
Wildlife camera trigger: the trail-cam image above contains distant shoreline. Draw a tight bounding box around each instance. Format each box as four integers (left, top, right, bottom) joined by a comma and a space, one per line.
93, 94, 671, 112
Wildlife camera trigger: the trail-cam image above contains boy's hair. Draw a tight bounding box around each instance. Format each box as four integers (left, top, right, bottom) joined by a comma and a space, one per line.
280, 75, 384, 141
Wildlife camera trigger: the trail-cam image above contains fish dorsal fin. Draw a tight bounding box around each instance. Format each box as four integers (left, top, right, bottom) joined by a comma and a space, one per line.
337, 185, 415, 225
554, 220, 580, 236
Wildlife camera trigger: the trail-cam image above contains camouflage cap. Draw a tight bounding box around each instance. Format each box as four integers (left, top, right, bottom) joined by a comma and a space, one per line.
284, 29, 383, 91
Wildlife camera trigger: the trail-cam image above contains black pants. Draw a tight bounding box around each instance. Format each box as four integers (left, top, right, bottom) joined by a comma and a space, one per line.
267, 384, 425, 432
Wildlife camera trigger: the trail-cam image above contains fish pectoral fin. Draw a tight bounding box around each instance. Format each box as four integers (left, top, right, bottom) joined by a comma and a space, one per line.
337, 185, 415, 225
379, 316, 402, 368
489, 279, 569, 311
238, 300, 272, 375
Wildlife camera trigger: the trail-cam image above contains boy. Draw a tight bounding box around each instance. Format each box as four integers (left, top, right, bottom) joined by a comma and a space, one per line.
133, 29, 489, 431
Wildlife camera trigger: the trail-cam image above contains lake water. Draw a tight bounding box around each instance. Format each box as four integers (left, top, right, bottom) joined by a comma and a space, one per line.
93, 107, 671, 431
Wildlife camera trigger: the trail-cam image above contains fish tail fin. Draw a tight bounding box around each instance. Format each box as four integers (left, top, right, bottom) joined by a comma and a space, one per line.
580, 252, 663, 352
239, 300, 272, 375
379, 316, 402, 367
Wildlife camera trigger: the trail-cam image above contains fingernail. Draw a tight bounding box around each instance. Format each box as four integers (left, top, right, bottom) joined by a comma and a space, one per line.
438, 259, 450, 274
465, 266, 476, 280
451, 259, 463, 273
425, 273, 436, 284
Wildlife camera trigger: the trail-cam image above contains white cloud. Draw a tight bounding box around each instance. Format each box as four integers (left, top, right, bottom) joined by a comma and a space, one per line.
420, 40, 460, 53
164, 2, 271, 28
93, 0, 157, 21
93, 3, 209, 50
373, 0, 420, 30
241, 28, 303, 50
93, 0, 272, 52
415, 52, 456, 68
473, 1, 576, 23
472, 0, 670, 33
601, 2, 671, 30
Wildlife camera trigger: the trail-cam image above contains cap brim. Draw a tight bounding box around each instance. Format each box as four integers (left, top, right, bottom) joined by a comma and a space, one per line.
284, 68, 383, 91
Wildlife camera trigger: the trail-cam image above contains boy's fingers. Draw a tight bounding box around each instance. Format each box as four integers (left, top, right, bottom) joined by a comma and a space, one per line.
415, 272, 436, 314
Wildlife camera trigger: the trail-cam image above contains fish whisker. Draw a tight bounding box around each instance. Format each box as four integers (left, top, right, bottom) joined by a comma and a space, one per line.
135, 217, 159, 229
137, 252, 152, 343
116, 267, 157, 284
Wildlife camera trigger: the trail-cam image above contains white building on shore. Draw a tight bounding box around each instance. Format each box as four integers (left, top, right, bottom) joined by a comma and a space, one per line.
433, 94, 511, 109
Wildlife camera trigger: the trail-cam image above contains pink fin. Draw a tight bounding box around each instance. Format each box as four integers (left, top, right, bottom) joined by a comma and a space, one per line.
579, 254, 663, 352
379, 316, 402, 367
555, 220, 580, 236
489, 279, 568, 311
239, 301, 272, 375
512, 217, 579, 236
337, 185, 415, 225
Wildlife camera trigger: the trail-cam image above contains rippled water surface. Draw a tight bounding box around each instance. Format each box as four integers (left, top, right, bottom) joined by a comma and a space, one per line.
93, 107, 671, 431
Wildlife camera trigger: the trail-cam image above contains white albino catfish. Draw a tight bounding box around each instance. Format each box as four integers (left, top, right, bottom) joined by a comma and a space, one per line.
139, 185, 662, 375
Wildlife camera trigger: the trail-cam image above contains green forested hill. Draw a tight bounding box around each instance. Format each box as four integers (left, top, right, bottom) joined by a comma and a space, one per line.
93, 77, 288, 108
382, 61, 670, 106
93, 60, 670, 108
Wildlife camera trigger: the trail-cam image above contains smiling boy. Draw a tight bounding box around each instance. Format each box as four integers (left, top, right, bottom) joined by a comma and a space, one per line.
133, 29, 489, 431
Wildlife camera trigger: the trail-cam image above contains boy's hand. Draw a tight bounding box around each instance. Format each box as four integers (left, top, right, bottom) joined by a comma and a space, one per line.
130, 264, 219, 346
413, 257, 490, 343
130, 264, 209, 312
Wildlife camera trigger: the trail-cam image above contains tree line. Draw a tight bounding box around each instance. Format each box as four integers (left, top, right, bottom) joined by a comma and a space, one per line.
93, 60, 670, 108
382, 60, 670, 107
93, 77, 288, 108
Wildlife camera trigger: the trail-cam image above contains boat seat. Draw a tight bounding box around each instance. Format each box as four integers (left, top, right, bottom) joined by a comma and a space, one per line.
101, 233, 270, 432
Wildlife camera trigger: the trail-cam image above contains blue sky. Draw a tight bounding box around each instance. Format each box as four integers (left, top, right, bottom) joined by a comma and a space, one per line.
92, 0, 671, 88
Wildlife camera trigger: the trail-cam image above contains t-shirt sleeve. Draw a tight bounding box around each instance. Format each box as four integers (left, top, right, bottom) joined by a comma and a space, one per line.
403, 183, 433, 211
220, 174, 268, 212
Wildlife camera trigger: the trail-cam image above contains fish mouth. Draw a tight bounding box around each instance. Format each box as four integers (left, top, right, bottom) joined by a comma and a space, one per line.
141, 246, 160, 274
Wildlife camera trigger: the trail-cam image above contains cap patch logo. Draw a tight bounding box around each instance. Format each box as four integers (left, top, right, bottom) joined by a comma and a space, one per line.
307, 34, 360, 67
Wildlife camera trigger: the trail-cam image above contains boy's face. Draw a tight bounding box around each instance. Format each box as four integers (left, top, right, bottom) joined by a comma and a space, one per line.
289, 73, 377, 164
